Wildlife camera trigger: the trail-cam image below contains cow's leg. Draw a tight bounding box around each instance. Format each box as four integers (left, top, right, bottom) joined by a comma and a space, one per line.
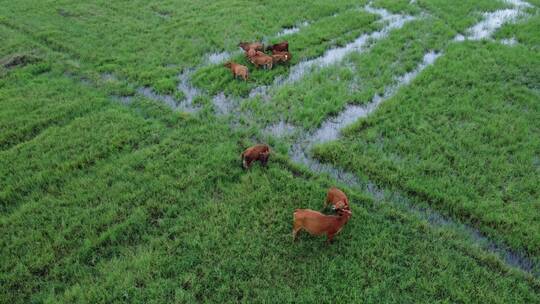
292, 224, 302, 242
243, 157, 253, 169
260, 154, 269, 167
326, 233, 335, 245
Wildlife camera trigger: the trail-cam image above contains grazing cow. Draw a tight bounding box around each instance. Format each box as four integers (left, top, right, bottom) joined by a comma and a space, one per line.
246, 48, 257, 58
271, 51, 291, 64
266, 41, 289, 52
246, 49, 266, 58
324, 187, 350, 210
249, 53, 273, 69
254, 50, 266, 57
239, 42, 264, 52
224, 62, 249, 81
241, 144, 271, 169
292, 208, 352, 244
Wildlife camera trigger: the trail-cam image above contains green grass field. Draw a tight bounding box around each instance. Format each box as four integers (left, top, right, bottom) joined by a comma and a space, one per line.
1, 0, 539, 302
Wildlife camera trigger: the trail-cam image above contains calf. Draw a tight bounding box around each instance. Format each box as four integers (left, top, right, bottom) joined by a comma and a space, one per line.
249, 53, 273, 69
271, 51, 291, 64
241, 144, 271, 169
266, 40, 289, 52
292, 208, 352, 244
324, 187, 350, 210
224, 62, 249, 81
239, 42, 264, 52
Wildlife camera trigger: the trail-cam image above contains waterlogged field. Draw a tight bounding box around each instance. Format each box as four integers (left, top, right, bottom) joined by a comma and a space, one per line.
313, 18, 540, 256
1, 0, 540, 302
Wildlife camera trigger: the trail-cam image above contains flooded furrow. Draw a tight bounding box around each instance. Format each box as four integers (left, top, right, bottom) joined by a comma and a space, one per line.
212, 92, 238, 116
291, 137, 537, 276
100, 70, 200, 113
290, 115, 538, 278
263, 121, 298, 138
177, 69, 202, 106
135, 87, 195, 113
129, 4, 414, 116
136, 70, 200, 113
102, 5, 413, 120
206, 50, 242, 65
287, 0, 537, 277
276, 21, 310, 37
207, 5, 414, 117
454, 0, 531, 41
500, 37, 518, 45
224, 1, 523, 127
310, 51, 440, 145
281, 6, 415, 85
215, 5, 415, 117
289, 51, 442, 181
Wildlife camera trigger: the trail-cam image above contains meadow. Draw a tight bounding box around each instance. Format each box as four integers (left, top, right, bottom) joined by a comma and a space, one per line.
313, 16, 540, 258
1, 0, 539, 303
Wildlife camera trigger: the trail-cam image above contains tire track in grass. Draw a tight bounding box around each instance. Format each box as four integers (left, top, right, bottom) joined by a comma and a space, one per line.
0, 70, 113, 151
288, 0, 539, 277
0, 106, 169, 216
0, 15, 202, 114
0, 119, 235, 302
0, 25, 111, 152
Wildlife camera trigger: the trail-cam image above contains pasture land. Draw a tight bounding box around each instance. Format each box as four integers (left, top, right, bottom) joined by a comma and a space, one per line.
1, 0, 539, 302
313, 21, 540, 258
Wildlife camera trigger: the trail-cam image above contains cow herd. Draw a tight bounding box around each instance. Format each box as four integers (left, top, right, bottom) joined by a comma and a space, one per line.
223, 40, 292, 81
241, 144, 352, 245
225, 40, 352, 245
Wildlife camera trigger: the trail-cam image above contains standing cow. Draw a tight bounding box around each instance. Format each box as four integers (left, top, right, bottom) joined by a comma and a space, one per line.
224, 62, 249, 81
293, 208, 352, 244
241, 144, 271, 169
324, 187, 350, 210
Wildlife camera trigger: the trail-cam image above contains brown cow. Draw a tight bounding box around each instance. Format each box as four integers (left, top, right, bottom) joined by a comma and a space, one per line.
266, 41, 289, 52
292, 208, 352, 244
224, 62, 249, 81
246, 49, 266, 59
245, 48, 256, 58
324, 187, 350, 210
239, 42, 264, 52
271, 51, 291, 64
241, 144, 271, 169
249, 53, 273, 69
